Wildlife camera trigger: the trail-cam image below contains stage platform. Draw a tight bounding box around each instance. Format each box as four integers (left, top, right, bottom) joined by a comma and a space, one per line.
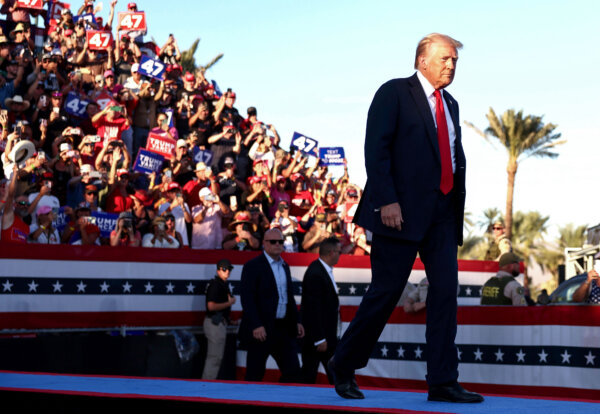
1, 371, 598, 414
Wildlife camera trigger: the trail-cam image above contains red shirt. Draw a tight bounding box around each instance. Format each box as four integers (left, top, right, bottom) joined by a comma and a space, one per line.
182, 178, 209, 208
1, 215, 29, 243
105, 187, 134, 213
288, 190, 314, 220
93, 115, 129, 150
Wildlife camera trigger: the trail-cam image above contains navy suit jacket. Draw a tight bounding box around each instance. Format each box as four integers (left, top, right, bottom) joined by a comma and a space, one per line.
239, 252, 299, 342
354, 73, 466, 245
300, 259, 339, 347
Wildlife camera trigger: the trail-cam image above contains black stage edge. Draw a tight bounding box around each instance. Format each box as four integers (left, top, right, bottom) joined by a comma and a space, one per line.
0, 331, 237, 380
1, 391, 332, 414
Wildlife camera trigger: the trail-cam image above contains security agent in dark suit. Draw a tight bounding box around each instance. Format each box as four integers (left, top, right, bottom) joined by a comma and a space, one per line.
328, 33, 483, 403
239, 228, 305, 382
300, 237, 341, 384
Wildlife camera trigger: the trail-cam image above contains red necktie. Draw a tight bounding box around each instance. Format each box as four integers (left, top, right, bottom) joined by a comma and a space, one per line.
433, 90, 453, 195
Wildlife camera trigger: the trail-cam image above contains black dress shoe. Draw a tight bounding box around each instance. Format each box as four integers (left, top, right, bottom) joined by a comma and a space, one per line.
327, 358, 365, 399
428, 382, 484, 403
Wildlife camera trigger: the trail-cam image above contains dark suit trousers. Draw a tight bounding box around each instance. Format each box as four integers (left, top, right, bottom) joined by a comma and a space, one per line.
333, 191, 459, 386
301, 338, 337, 384
245, 319, 301, 383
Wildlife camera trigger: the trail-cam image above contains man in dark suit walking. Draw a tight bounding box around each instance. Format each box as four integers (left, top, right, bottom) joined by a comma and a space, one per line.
300, 237, 342, 384
328, 33, 483, 403
239, 228, 305, 382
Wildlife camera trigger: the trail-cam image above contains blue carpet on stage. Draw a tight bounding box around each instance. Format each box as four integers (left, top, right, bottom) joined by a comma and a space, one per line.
0, 371, 598, 414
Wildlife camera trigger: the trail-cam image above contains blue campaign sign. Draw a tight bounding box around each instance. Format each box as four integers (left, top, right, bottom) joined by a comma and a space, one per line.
54, 208, 117, 239
290, 132, 319, 157
74, 13, 97, 29
211, 80, 222, 97
138, 55, 166, 80
319, 147, 346, 165
159, 108, 175, 128
64, 92, 90, 118
134, 149, 165, 174
91, 211, 119, 238
193, 148, 213, 165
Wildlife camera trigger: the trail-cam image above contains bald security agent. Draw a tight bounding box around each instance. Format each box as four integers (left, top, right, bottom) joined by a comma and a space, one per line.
239, 228, 305, 382
328, 33, 483, 403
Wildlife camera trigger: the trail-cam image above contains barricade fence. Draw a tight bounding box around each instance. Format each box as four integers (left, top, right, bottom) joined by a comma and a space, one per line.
1, 243, 598, 400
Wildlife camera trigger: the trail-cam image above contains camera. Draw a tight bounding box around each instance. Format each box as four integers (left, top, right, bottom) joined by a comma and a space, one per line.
241, 223, 251, 232
157, 222, 166, 231
205, 194, 216, 202
90, 135, 101, 143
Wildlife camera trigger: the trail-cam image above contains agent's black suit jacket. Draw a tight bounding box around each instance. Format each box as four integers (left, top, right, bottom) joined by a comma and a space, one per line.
353, 73, 466, 245
239, 252, 299, 343
300, 259, 339, 347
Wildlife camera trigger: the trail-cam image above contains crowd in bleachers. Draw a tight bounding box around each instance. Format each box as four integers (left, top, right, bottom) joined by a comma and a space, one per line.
0, 1, 371, 254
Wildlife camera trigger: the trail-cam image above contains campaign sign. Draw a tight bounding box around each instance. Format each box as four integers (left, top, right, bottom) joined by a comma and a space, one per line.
211, 80, 222, 98
55, 207, 69, 231
64, 92, 90, 118
86, 30, 113, 51
17, 0, 43, 9
92, 211, 119, 238
193, 148, 213, 165
134, 149, 165, 175
95, 90, 113, 110
146, 132, 176, 160
159, 108, 174, 128
74, 13, 97, 29
344, 202, 358, 224
49, 1, 71, 24
118, 11, 147, 31
319, 147, 346, 165
138, 55, 166, 80
290, 132, 318, 157
54, 208, 117, 238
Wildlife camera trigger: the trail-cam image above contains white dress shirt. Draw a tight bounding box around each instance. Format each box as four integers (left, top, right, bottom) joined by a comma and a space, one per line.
416, 70, 457, 172
264, 251, 288, 319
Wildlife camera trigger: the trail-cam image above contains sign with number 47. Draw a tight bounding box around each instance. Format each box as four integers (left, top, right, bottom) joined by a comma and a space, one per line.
118, 11, 147, 31
138, 55, 166, 80
290, 132, 319, 157
87, 31, 113, 51
64, 92, 90, 118
16, 0, 43, 10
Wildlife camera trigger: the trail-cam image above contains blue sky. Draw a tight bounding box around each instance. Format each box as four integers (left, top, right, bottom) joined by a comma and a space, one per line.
107, 0, 599, 237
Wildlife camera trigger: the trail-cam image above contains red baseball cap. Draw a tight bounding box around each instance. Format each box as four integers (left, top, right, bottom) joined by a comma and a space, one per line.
167, 182, 181, 191
184, 72, 195, 82
127, 2, 137, 9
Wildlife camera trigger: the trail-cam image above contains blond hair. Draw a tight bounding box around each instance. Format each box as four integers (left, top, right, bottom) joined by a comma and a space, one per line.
414, 33, 463, 69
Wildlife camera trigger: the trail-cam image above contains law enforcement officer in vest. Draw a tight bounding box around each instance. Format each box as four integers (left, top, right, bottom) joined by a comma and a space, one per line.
202, 258, 236, 379
484, 221, 512, 261
480, 252, 526, 306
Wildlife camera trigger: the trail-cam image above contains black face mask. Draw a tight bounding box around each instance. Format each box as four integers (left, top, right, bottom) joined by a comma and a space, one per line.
511, 269, 520, 277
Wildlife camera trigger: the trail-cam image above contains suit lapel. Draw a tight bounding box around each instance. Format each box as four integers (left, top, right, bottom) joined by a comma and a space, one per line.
408, 73, 440, 161
260, 253, 278, 293
443, 91, 460, 135
316, 260, 339, 300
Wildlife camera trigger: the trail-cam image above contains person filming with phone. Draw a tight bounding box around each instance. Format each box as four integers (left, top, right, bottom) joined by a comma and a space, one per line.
572, 258, 600, 304
142, 216, 179, 248
110, 211, 141, 247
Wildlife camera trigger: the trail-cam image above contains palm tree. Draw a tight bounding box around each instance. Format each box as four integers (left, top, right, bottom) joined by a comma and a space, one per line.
465, 108, 564, 240
478, 207, 503, 233
180, 38, 224, 75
